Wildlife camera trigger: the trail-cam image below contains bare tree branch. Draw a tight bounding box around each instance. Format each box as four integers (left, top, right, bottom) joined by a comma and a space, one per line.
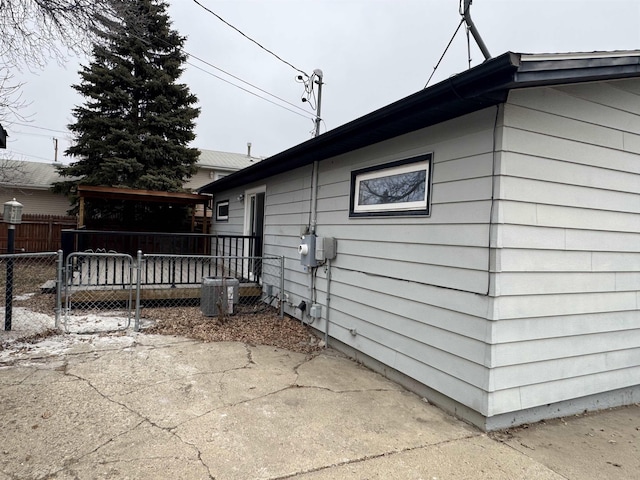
0, 0, 123, 70
0, 0, 126, 125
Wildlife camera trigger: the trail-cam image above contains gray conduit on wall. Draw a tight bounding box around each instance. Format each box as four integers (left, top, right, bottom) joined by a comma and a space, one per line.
324, 259, 332, 347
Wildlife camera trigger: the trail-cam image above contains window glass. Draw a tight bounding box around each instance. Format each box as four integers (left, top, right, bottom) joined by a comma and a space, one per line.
215, 200, 229, 221
350, 155, 432, 217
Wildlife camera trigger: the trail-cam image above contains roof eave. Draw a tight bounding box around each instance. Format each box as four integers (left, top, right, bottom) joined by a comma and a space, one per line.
199, 52, 521, 194
199, 50, 640, 195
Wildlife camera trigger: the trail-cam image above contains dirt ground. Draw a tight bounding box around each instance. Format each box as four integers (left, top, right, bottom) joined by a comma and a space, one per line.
143, 305, 324, 354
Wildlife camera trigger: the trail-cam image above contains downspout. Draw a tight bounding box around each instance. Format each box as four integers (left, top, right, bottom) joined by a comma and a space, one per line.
324, 259, 332, 347
462, 0, 492, 61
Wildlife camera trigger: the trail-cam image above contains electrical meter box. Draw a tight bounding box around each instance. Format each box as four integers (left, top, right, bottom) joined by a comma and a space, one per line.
315, 237, 337, 261
298, 234, 317, 267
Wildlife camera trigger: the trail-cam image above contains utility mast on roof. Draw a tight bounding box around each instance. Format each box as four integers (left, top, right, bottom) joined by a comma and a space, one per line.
462, 0, 491, 60
424, 0, 492, 88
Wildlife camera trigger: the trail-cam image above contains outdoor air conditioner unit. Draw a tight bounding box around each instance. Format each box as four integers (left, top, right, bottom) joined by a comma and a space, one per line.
201, 277, 239, 316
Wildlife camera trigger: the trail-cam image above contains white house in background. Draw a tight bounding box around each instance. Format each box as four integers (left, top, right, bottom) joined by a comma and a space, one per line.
0, 160, 69, 215
0, 148, 259, 216
199, 50, 640, 431
185, 148, 260, 191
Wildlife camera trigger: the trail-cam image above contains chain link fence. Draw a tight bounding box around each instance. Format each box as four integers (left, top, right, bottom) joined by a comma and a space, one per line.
1, 250, 284, 335
0, 252, 61, 336
136, 254, 284, 330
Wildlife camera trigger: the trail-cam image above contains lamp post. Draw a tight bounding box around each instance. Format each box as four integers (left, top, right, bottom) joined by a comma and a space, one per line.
4, 198, 23, 331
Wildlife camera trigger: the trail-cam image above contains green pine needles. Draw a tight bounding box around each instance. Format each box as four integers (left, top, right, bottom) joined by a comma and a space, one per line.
53, 0, 200, 230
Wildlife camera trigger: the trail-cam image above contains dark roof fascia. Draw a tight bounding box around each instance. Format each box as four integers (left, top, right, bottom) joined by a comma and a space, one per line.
199, 50, 640, 195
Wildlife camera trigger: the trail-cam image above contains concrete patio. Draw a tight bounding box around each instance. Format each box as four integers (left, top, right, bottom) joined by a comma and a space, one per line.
0, 333, 637, 479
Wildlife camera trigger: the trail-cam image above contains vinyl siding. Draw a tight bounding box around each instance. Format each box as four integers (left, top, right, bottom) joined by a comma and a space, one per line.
489, 80, 640, 416
250, 107, 498, 415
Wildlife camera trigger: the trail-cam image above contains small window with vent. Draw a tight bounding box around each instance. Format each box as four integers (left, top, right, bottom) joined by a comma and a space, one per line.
215, 200, 229, 221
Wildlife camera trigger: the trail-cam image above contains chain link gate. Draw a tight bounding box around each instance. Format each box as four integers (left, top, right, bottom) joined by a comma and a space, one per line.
0, 251, 61, 333
63, 252, 134, 333
2, 250, 285, 335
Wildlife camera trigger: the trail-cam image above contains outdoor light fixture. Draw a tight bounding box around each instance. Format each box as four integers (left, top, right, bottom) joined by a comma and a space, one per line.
3, 198, 23, 225
3, 198, 23, 331
237, 194, 244, 202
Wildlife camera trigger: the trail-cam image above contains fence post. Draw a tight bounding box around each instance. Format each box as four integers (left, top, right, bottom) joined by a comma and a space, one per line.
55, 250, 63, 330
134, 250, 142, 331
279, 255, 285, 318
4, 227, 15, 330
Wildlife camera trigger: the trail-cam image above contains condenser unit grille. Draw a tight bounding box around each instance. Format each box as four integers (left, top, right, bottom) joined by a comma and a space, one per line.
201, 277, 239, 316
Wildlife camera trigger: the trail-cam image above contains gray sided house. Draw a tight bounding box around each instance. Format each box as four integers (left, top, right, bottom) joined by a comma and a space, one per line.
199, 51, 640, 431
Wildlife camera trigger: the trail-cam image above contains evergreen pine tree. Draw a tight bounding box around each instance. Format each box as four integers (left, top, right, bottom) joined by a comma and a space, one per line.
53, 0, 200, 229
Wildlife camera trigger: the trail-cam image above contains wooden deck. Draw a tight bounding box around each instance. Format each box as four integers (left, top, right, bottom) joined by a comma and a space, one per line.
62, 283, 263, 304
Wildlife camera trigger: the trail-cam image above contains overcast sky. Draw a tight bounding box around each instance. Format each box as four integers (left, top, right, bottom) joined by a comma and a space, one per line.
4, 0, 640, 164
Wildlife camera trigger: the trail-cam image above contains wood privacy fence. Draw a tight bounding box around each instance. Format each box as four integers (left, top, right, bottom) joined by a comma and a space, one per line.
0, 214, 77, 253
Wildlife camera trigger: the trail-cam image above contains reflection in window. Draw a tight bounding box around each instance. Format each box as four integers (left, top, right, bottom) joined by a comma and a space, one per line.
358, 170, 426, 205
350, 155, 432, 217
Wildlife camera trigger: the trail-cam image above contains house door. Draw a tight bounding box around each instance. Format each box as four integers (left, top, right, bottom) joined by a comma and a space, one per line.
243, 187, 265, 281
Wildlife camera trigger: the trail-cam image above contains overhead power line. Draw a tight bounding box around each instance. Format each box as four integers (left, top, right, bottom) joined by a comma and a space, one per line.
124, 29, 315, 121
11, 122, 68, 135
186, 51, 313, 117
191, 0, 308, 77
186, 60, 314, 121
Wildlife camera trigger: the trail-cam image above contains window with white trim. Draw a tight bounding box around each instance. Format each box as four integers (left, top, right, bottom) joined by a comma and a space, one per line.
349, 154, 432, 217
215, 200, 229, 221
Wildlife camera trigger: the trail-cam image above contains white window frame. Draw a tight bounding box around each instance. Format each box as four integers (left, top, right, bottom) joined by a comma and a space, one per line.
215, 200, 229, 221
350, 154, 432, 217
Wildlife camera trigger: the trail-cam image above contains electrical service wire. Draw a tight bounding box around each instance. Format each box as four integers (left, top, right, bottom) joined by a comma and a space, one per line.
424, 17, 465, 89
11, 122, 68, 135
7, 3, 320, 151
185, 52, 315, 120
191, 0, 308, 78
125, 29, 316, 122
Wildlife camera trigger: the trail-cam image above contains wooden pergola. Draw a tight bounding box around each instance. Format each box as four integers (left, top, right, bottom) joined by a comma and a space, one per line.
76, 185, 211, 233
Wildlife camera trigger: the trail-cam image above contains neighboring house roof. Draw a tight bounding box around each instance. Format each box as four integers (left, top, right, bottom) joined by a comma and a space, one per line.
197, 149, 261, 172
1, 149, 258, 190
0, 159, 63, 190
199, 50, 640, 194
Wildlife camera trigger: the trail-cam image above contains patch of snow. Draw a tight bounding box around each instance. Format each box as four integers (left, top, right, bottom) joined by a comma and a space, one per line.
0, 306, 152, 364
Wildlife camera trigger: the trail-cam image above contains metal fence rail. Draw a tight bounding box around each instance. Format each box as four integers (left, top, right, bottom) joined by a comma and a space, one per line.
1, 250, 284, 335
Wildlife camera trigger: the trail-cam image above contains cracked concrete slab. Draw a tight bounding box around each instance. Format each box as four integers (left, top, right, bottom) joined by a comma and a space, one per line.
0, 369, 141, 479
294, 353, 404, 392
51, 421, 212, 480
292, 435, 566, 479
492, 405, 640, 480
1, 332, 639, 479
176, 387, 476, 479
